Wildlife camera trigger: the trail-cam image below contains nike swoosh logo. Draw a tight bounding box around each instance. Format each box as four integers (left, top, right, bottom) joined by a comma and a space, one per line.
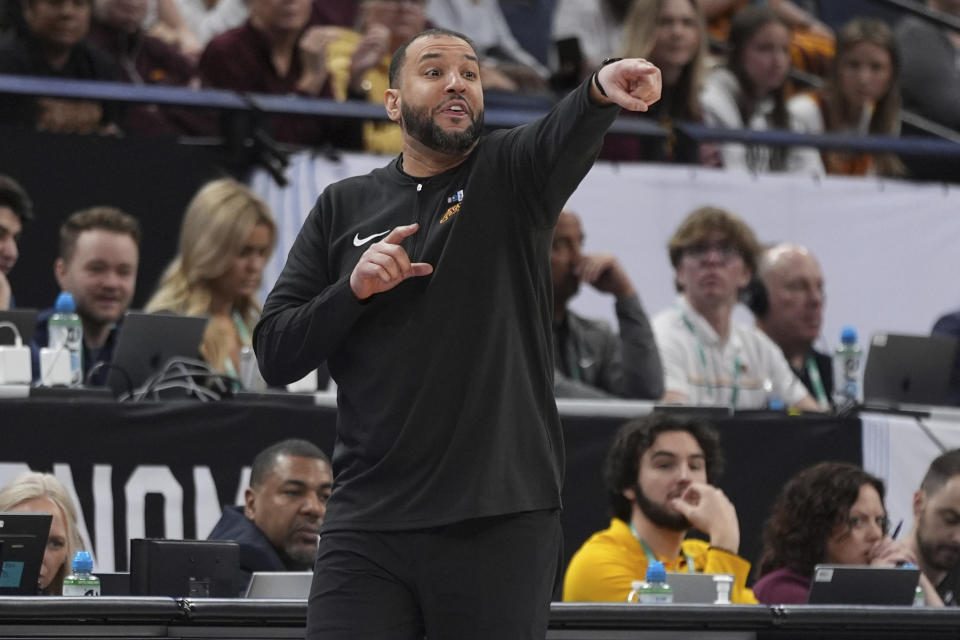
353, 230, 390, 247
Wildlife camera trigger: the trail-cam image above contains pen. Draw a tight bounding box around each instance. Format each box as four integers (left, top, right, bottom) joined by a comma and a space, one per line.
891, 520, 903, 540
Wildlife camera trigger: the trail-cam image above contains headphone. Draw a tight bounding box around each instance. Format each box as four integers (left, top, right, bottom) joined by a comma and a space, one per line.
741, 277, 769, 318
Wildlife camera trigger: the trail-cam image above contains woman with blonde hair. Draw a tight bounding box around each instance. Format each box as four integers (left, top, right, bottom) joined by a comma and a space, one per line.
0, 472, 85, 595
601, 0, 710, 162
788, 18, 905, 177
146, 178, 276, 383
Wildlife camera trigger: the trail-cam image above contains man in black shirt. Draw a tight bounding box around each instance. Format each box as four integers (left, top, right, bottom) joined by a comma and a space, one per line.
254, 27, 661, 639
909, 449, 960, 606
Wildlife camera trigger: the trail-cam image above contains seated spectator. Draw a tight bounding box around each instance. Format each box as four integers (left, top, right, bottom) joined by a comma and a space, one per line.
789, 18, 905, 177
325, 0, 427, 154
0, 0, 123, 133
145, 178, 275, 384
563, 414, 756, 603
425, 0, 549, 92
754, 461, 942, 605
908, 449, 960, 606
749, 244, 832, 409
164, 0, 246, 49
0, 471, 85, 595
700, 6, 823, 175
207, 438, 333, 592
895, 0, 960, 132
932, 308, 960, 406
197, 0, 361, 148
0, 174, 33, 310
600, 0, 714, 164
88, 0, 200, 137
30, 207, 140, 385
551, 210, 662, 399
652, 206, 819, 410
550, 0, 630, 87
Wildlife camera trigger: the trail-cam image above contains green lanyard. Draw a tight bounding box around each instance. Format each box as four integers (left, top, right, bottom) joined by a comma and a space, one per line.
629, 523, 695, 573
805, 355, 829, 408
680, 311, 740, 409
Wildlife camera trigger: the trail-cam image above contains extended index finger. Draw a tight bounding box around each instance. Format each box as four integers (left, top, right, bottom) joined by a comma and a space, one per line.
383, 223, 420, 244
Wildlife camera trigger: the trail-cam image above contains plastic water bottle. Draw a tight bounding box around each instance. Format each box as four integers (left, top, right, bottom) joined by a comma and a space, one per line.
833, 325, 862, 406
632, 561, 673, 604
48, 292, 83, 386
62, 551, 100, 596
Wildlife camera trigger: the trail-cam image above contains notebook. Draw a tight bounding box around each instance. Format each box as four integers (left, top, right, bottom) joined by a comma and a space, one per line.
0, 512, 53, 595
862, 333, 958, 407
104, 312, 208, 396
806, 564, 919, 605
666, 571, 733, 604
244, 571, 313, 599
0, 309, 38, 346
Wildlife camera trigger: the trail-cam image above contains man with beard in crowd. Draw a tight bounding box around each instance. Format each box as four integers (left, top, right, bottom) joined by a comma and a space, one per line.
253, 26, 662, 640
908, 449, 960, 606
563, 414, 756, 603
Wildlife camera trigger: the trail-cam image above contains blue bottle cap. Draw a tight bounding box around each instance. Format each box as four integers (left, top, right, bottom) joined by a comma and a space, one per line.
840, 326, 857, 344
72, 550, 93, 572
55, 292, 76, 313
646, 560, 667, 582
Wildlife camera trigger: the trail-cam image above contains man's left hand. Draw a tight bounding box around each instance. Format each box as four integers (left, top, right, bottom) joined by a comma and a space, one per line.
593, 58, 662, 112
577, 253, 635, 298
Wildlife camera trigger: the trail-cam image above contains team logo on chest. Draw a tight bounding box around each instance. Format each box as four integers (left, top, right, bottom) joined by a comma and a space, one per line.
440, 189, 464, 224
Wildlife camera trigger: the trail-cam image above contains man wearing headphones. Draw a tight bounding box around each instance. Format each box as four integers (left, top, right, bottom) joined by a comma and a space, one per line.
749, 244, 832, 409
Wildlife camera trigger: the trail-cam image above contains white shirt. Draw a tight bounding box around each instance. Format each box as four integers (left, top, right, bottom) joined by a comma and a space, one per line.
550, 0, 623, 72
652, 295, 809, 409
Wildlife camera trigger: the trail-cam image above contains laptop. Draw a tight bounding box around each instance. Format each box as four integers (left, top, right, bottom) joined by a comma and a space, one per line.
244, 571, 313, 599
104, 312, 208, 396
0, 512, 53, 595
862, 333, 958, 407
806, 564, 919, 605
129, 538, 239, 598
0, 309, 38, 346
666, 572, 733, 604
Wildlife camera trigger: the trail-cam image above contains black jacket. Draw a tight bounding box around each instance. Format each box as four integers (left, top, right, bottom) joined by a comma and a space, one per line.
207, 505, 287, 592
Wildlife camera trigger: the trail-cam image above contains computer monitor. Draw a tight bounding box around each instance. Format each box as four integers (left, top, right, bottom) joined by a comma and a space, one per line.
863, 333, 958, 407
104, 312, 208, 396
0, 309, 38, 346
807, 565, 919, 605
129, 539, 239, 598
0, 512, 52, 595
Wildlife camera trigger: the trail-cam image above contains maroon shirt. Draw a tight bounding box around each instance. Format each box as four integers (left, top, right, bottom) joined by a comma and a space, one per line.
199, 21, 360, 148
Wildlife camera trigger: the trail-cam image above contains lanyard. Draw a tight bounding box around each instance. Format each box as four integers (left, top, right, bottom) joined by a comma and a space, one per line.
629, 523, 695, 573
680, 311, 740, 409
805, 355, 829, 408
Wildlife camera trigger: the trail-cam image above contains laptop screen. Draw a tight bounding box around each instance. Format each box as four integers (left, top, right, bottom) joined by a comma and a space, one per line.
807, 564, 919, 605
863, 333, 958, 407
0, 512, 53, 595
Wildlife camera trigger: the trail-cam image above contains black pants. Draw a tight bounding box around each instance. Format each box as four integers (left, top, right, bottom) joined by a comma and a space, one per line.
306, 509, 562, 640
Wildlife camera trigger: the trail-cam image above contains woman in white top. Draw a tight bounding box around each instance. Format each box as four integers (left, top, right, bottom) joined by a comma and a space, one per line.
700, 5, 823, 175
788, 18, 905, 178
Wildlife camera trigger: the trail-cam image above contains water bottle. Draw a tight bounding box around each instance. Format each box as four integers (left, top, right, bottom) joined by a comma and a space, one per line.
628, 560, 673, 604
62, 551, 100, 596
48, 292, 83, 386
903, 563, 925, 606
833, 325, 862, 406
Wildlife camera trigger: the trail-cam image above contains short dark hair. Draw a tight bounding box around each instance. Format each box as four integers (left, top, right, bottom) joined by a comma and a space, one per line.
59, 207, 141, 264
0, 175, 33, 223
920, 449, 960, 496
756, 462, 885, 580
250, 438, 330, 488
603, 414, 724, 522
388, 27, 479, 88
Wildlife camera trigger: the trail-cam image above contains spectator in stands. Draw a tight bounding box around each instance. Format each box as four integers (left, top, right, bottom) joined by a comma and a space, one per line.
789, 18, 905, 177
600, 0, 714, 163
563, 414, 756, 603
754, 461, 942, 605
208, 438, 333, 591
30, 207, 140, 385
932, 308, 960, 405
551, 0, 631, 86
197, 0, 361, 148
88, 0, 200, 137
700, 5, 823, 174
652, 206, 820, 410
0, 0, 123, 133
425, 0, 549, 92
552, 210, 662, 399
146, 178, 275, 384
326, 0, 428, 154
0, 471, 85, 595
896, 0, 960, 132
749, 244, 832, 409
908, 449, 960, 606
0, 175, 33, 311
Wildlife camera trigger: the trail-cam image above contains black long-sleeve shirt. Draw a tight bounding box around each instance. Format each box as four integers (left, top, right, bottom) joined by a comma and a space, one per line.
254, 78, 620, 531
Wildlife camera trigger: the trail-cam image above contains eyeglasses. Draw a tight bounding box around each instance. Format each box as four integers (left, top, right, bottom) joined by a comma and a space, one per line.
682, 243, 742, 262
